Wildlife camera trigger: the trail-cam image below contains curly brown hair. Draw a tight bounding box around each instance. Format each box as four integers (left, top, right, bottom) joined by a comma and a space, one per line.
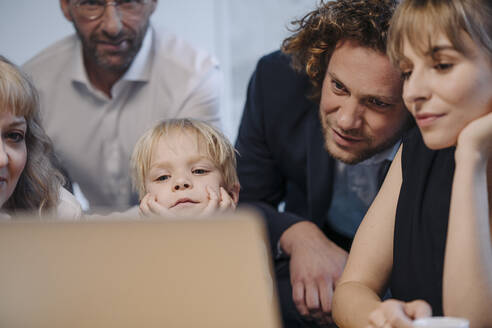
282, 0, 398, 101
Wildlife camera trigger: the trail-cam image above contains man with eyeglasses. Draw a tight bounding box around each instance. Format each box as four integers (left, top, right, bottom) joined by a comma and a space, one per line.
23, 0, 221, 211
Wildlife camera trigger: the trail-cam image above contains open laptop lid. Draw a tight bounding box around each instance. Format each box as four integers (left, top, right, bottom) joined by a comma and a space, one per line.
0, 209, 281, 328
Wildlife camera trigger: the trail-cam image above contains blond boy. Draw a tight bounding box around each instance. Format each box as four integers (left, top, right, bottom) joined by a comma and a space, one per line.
131, 119, 240, 218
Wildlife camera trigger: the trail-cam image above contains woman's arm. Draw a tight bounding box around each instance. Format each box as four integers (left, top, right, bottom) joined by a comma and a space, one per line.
333, 146, 403, 328
443, 112, 492, 328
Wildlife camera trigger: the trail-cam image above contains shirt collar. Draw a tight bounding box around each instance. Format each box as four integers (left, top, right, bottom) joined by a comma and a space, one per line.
70, 25, 154, 85
359, 140, 401, 165
71, 39, 89, 85
120, 26, 153, 82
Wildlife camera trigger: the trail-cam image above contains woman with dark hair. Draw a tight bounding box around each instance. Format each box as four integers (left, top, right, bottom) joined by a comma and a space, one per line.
0, 56, 81, 217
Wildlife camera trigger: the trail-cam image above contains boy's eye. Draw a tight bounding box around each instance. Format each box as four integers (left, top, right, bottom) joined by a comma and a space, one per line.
156, 175, 170, 181
192, 169, 208, 175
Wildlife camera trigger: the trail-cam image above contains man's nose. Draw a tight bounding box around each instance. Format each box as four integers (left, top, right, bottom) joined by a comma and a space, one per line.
336, 100, 363, 131
100, 3, 123, 37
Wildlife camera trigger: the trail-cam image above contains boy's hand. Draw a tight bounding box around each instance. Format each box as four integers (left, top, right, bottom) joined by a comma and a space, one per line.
200, 186, 237, 218
139, 193, 174, 219
139, 186, 236, 219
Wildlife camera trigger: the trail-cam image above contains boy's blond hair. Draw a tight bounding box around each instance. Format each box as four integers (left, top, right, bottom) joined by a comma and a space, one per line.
131, 119, 239, 200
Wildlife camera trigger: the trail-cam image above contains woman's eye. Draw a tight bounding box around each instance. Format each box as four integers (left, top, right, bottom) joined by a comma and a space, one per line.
156, 175, 170, 181
192, 169, 208, 175
434, 63, 453, 71
401, 71, 411, 81
5, 132, 25, 143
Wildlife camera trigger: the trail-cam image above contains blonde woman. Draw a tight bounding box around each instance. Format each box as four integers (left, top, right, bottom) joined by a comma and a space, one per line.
0, 56, 80, 218
332, 1, 492, 327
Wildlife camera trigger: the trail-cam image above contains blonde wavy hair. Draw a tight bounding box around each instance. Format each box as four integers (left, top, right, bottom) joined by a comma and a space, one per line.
131, 119, 239, 200
282, 0, 398, 101
0, 56, 64, 214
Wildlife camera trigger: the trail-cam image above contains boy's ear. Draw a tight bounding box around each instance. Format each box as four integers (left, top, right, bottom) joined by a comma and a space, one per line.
229, 184, 240, 205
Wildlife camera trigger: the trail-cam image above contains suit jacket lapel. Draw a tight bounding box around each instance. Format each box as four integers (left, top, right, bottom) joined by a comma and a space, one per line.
306, 106, 334, 225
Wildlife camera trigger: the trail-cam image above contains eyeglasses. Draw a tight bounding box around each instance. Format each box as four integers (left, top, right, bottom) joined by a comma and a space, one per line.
73, 0, 150, 21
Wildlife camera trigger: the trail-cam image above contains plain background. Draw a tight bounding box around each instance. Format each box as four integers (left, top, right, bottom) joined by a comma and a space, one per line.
0, 0, 319, 141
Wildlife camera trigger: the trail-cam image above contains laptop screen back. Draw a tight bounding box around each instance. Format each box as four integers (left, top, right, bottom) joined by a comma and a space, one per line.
0, 210, 281, 328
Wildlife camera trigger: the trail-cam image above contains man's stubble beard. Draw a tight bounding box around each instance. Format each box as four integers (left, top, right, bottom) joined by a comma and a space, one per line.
319, 111, 413, 165
75, 21, 150, 73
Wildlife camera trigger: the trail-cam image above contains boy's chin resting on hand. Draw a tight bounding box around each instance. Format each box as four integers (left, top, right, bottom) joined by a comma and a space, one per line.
139, 186, 237, 219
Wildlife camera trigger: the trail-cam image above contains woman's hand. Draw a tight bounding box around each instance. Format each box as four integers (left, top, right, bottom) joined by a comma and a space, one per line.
366, 299, 431, 328
457, 112, 492, 161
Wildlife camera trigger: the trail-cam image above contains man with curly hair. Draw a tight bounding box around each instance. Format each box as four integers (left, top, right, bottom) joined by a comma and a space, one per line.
235, 0, 412, 327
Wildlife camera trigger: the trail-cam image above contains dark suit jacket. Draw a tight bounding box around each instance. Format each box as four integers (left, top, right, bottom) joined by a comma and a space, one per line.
236, 51, 338, 254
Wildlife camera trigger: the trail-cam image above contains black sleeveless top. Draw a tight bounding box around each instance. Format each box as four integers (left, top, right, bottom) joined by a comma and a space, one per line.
390, 128, 455, 316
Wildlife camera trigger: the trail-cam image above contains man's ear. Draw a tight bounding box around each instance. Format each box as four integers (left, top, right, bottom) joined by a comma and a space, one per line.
229, 184, 240, 206
60, 0, 73, 22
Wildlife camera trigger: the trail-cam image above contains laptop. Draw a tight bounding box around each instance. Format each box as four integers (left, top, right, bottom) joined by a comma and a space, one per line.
0, 209, 281, 328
